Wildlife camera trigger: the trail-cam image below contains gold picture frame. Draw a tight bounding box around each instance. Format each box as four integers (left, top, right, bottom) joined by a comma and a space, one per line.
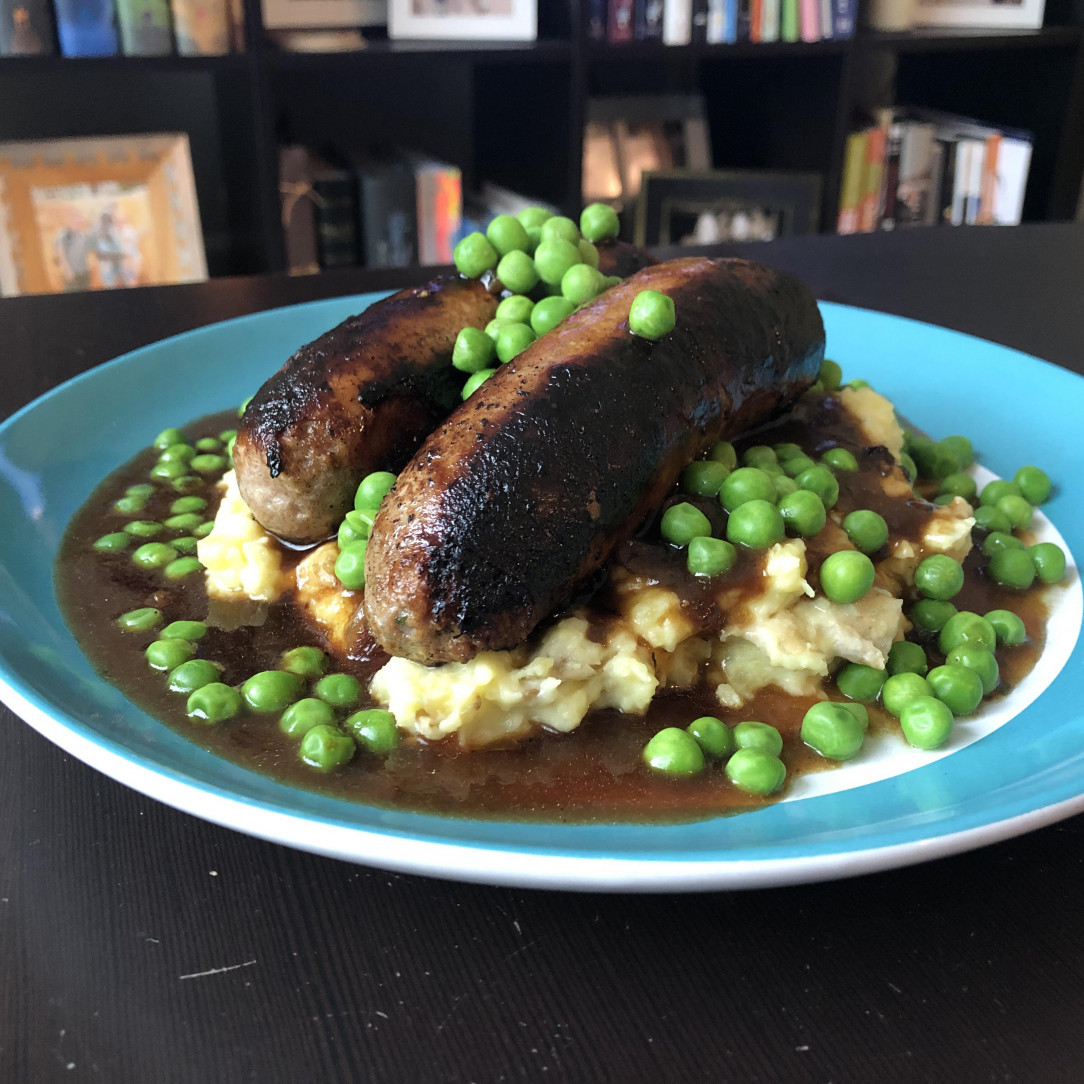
0, 134, 208, 298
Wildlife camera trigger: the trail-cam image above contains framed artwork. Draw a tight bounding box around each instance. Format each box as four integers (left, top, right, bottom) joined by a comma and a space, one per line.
635, 169, 822, 248
0, 134, 207, 298
261, 0, 386, 30
388, 0, 536, 40
913, 0, 1045, 29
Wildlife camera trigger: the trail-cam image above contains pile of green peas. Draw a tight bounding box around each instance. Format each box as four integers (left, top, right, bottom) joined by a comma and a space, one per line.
643, 715, 787, 795
115, 610, 399, 771
333, 469, 398, 591
91, 425, 236, 580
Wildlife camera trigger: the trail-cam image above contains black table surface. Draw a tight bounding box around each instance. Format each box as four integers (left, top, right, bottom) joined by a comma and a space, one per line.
4, 224, 1084, 1083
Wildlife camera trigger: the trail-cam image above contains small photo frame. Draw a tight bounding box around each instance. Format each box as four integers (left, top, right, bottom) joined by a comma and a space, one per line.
635, 169, 822, 248
914, 0, 1045, 30
0, 134, 207, 298
388, 0, 536, 40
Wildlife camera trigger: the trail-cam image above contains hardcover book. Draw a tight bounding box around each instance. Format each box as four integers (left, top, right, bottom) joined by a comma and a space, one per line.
780, 0, 798, 39
836, 129, 867, 234
311, 159, 359, 269
832, 0, 855, 37
170, 0, 229, 54
0, 0, 56, 54
54, 0, 119, 56
607, 0, 634, 40
116, 0, 172, 54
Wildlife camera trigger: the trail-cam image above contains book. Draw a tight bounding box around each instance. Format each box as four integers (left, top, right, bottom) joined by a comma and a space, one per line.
977, 132, 1001, 225
949, 138, 985, 226
761, 0, 780, 40
735, 0, 751, 39
780, 0, 798, 40
635, 0, 664, 38
170, 0, 229, 54
311, 158, 359, 269
662, 0, 692, 43
749, 0, 761, 40
832, 0, 855, 37
278, 145, 319, 276
54, 0, 119, 56
354, 153, 417, 269
879, 120, 902, 230
411, 156, 462, 267
895, 122, 938, 227
798, 0, 818, 41
991, 137, 1031, 225
607, 0, 634, 40
705, 0, 727, 41
690, 0, 708, 41
819, 0, 831, 38
116, 0, 172, 54
837, 129, 867, 234
934, 136, 957, 226
0, 0, 56, 53
587, 0, 608, 41
858, 125, 886, 232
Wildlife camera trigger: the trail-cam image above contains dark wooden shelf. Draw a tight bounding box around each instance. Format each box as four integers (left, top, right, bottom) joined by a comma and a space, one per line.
0, 52, 252, 72
855, 25, 1082, 51
263, 36, 571, 68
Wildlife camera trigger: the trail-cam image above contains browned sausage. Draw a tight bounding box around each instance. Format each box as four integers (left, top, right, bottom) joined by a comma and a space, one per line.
234, 274, 500, 545
363, 257, 826, 665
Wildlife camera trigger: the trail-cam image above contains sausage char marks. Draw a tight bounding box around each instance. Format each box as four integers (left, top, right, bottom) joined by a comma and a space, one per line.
234, 274, 499, 546
363, 257, 826, 665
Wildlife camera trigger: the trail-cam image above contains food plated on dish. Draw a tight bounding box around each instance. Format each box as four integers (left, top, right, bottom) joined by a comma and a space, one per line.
53, 206, 1075, 828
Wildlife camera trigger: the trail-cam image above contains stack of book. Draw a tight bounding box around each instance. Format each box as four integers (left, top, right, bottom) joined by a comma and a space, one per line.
0, 0, 241, 56
837, 108, 1033, 233
589, 0, 855, 45
279, 146, 467, 275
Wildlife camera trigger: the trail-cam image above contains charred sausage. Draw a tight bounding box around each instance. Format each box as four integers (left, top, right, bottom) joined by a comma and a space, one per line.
363, 257, 826, 665
234, 274, 500, 545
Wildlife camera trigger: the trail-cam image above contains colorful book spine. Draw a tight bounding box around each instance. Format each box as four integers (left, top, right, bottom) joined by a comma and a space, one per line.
832, 0, 855, 38
780, 0, 798, 39
879, 121, 902, 230
607, 0, 634, 40
116, 0, 172, 54
54, 0, 119, 56
749, 0, 761, 40
858, 125, 886, 232
635, 0, 664, 38
587, 0, 608, 41
837, 130, 867, 234
690, 0, 708, 41
0, 0, 56, 53
819, 0, 831, 38
170, 0, 229, 54
977, 133, 1001, 225
662, 0, 691, 43
312, 162, 359, 269
735, 0, 750, 40
798, 0, 818, 41
761, 0, 780, 41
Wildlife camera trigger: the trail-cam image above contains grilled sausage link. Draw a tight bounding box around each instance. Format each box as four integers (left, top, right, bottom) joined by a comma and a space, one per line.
363, 257, 826, 665
234, 274, 500, 545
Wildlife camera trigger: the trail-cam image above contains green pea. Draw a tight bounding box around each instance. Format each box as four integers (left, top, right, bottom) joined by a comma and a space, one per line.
94, 532, 131, 553
946, 644, 1000, 695
496, 322, 536, 363
979, 479, 1021, 507
314, 673, 361, 708
158, 443, 196, 464
773, 475, 799, 501
540, 215, 580, 245
899, 452, 917, 484
534, 238, 581, 286
882, 672, 933, 717
161, 619, 208, 641
462, 369, 496, 399
628, 289, 675, 340
145, 637, 196, 671
704, 443, 736, 472
517, 206, 552, 229
355, 471, 396, 509
822, 447, 858, 472
218, 429, 237, 444
186, 683, 242, 724
661, 502, 712, 547
338, 510, 372, 550
280, 697, 336, 738
238, 395, 253, 417
996, 494, 1033, 530
982, 531, 1024, 558
887, 640, 927, 676
167, 659, 220, 695
113, 495, 146, 515
687, 536, 736, 578
772, 489, 822, 539
773, 442, 804, 463
988, 548, 1036, 590
819, 359, 842, 389
643, 727, 705, 775
681, 460, 730, 498
725, 748, 786, 795
153, 427, 188, 450
1030, 542, 1067, 584
972, 505, 1013, 535
150, 459, 187, 481
939, 611, 996, 655
795, 465, 839, 509
719, 467, 775, 511
899, 696, 954, 750
819, 550, 875, 605
171, 475, 202, 494
495, 250, 539, 294
193, 520, 215, 538
529, 295, 576, 335
560, 264, 605, 306
194, 437, 220, 453
911, 600, 957, 635
741, 445, 777, 469
939, 472, 978, 501
580, 202, 620, 242
910, 438, 961, 481
984, 609, 1027, 647
495, 294, 534, 323
686, 716, 732, 759
170, 495, 207, 514
131, 542, 177, 569
932, 495, 956, 507
116, 607, 163, 632
578, 240, 600, 268
345, 708, 400, 754
801, 701, 865, 760
848, 379, 870, 389
280, 645, 328, 678
1014, 465, 1052, 505
914, 554, 964, 601
836, 662, 886, 702
941, 435, 974, 469
163, 512, 202, 532
242, 670, 304, 713
164, 557, 203, 580
841, 509, 888, 555
726, 499, 785, 550
453, 231, 499, 278
486, 213, 529, 256
927, 663, 984, 715
126, 483, 155, 498
124, 519, 162, 538
189, 454, 227, 475
733, 720, 783, 757
335, 541, 368, 590
299, 724, 356, 770
452, 326, 497, 374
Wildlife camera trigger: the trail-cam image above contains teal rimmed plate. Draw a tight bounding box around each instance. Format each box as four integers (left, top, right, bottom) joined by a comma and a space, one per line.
0, 296, 1081, 892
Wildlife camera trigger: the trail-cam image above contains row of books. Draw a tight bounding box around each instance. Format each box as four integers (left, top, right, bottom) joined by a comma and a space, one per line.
589, 0, 855, 45
0, 0, 240, 57
280, 146, 465, 275
837, 108, 1033, 234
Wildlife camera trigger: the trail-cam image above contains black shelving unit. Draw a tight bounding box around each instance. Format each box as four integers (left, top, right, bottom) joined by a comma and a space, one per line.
3, 4, 1081, 277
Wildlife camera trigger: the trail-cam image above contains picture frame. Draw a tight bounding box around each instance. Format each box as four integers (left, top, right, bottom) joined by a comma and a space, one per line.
635, 169, 822, 248
913, 0, 1045, 30
388, 0, 536, 41
0, 134, 207, 298
261, 0, 386, 31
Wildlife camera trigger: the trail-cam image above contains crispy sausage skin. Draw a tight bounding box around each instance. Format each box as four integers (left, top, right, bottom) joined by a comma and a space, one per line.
234, 274, 500, 545
363, 257, 826, 665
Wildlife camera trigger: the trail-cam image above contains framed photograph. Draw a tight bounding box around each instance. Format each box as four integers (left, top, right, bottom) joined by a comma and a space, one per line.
635, 169, 822, 248
388, 0, 536, 41
0, 134, 207, 298
913, 0, 1045, 29
262, 0, 386, 30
